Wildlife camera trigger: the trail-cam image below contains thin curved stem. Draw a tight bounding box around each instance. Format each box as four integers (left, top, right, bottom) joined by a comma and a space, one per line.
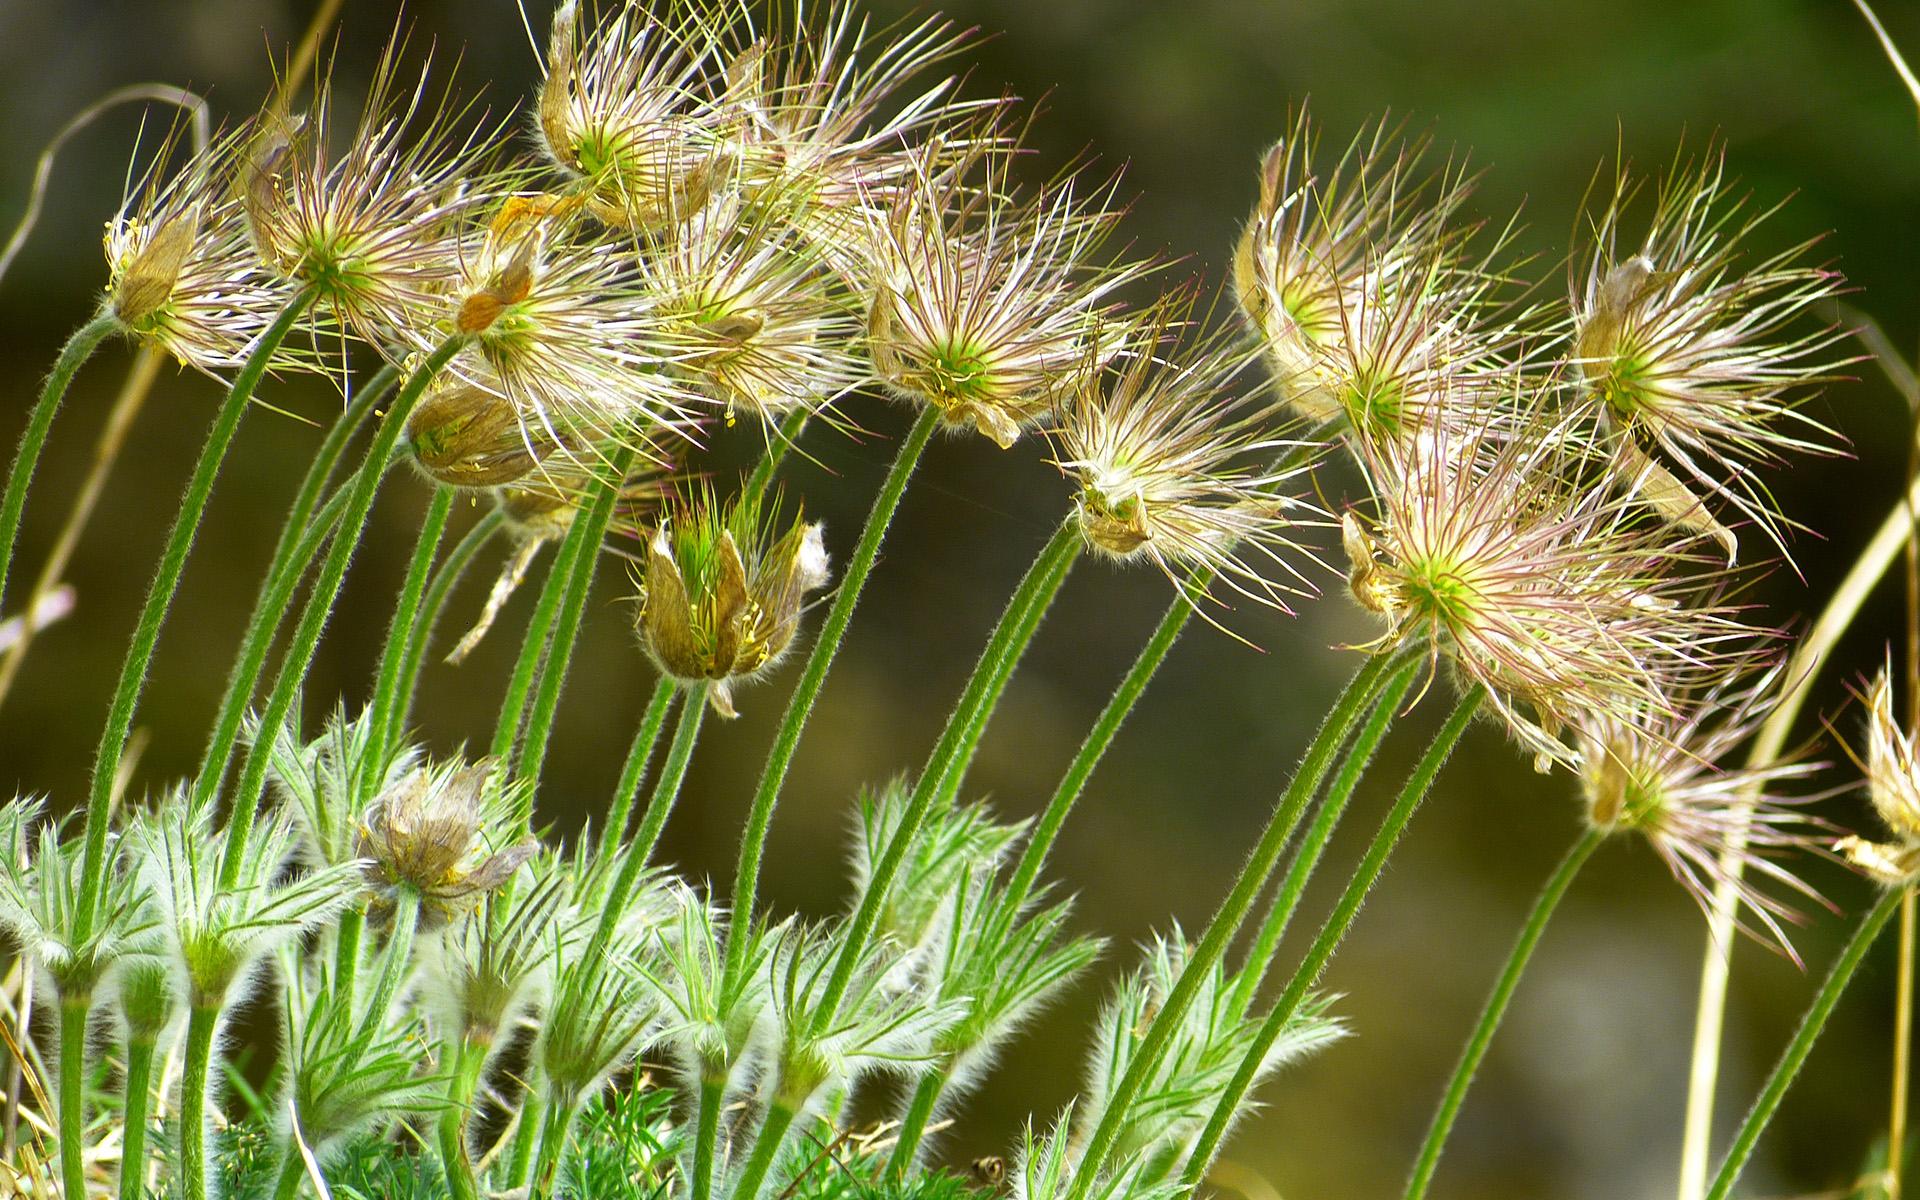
724, 407, 939, 990
489, 491, 598, 774
1181, 686, 1485, 1193
516, 447, 636, 789
1401, 824, 1605, 1200
1072, 650, 1411, 1187
390, 507, 504, 746
57, 993, 89, 1200
995, 580, 1200, 934
365, 487, 453, 773
189, 367, 394, 811
740, 406, 811, 510
1681, 471, 1920, 1200
218, 334, 466, 886
0, 311, 116, 622
598, 677, 678, 862
1226, 658, 1421, 1016
0, 343, 159, 713
1705, 887, 1905, 1200
80, 290, 314, 936
812, 519, 1082, 1029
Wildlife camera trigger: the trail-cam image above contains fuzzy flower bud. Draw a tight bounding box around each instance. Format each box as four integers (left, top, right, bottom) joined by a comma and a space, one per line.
357, 759, 535, 925
1838, 668, 1920, 887
635, 489, 829, 718
407, 374, 554, 489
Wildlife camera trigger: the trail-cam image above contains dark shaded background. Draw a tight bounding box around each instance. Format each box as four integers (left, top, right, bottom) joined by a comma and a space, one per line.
2, 0, 1919, 1196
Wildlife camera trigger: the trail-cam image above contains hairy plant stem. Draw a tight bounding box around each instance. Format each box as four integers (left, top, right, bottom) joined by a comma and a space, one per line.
436, 1037, 490, 1200
730, 1099, 799, 1200
178, 1002, 222, 1200
812, 519, 1082, 1031
189, 365, 396, 811
724, 407, 939, 991
516, 447, 637, 788
1181, 686, 1485, 1192
0, 310, 117, 621
1681, 470, 1920, 1200
529, 1088, 579, 1200
1705, 887, 1906, 1200
583, 684, 708, 965
272, 1147, 308, 1200
1227, 657, 1420, 1017
357, 890, 422, 1052
598, 677, 678, 863
364, 487, 453, 774
391, 507, 504, 743
57, 992, 90, 1200
691, 1075, 727, 1200
119, 1029, 157, 1200
1401, 823, 1605, 1200
0, 343, 159, 712
80, 290, 315, 934
218, 334, 467, 887
488, 485, 599, 774
741, 406, 810, 508
509, 1085, 545, 1189
886, 1073, 943, 1178
1071, 650, 1412, 1188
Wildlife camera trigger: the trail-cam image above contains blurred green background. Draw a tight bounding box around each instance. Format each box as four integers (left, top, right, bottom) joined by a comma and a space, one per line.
2, 0, 1919, 1196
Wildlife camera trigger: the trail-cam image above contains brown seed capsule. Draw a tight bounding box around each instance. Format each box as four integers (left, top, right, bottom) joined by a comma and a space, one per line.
111, 215, 198, 328
407, 378, 552, 490
357, 759, 535, 925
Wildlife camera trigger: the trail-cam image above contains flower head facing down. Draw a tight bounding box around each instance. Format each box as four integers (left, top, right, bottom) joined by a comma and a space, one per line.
1345, 397, 1758, 767
865, 147, 1144, 447
1573, 149, 1845, 559
1575, 660, 1822, 957
1838, 667, 1920, 887
635, 486, 829, 717
1053, 300, 1324, 611
105, 124, 306, 374
241, 41, 499, 347
356, 758, 535, 923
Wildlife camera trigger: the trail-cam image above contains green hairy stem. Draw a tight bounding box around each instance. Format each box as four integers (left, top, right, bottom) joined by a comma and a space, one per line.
57, 993, 90, 1200
365, 486, 453, 774
436, 1038, 490, 1200
515, 446, 638, 788
80, 290, 315, 934
1705, 887, 1906, 1200
1181, 686, 1486, 1191
0, 311, 117, 620
118, 1030, 157, 1200
885, 1073, 943, 1178
811, 517, 1082, 1032
1229, 657, 1422, 1015
729, 1099, 799, 1200
598, 677, 678, 863
1071, 649, 1412, 1187
488, 486, 599, 771
218, 334, 467, 886
691, 1075, 728, 1200
1402, 824, 1606, 1200
390, 506, 505, 743
190, 366, 397, 811
724, 407, 940, 989
178, 1003, 222, 1200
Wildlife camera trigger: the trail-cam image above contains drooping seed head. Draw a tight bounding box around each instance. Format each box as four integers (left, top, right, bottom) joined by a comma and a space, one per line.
1575, 658, 1822, 958
1054, 298, 1326, 611
1573, 147, 1846, 559
1837, 666, 1920, 887
864, 146, 1146, 447
105, 123, 306, 373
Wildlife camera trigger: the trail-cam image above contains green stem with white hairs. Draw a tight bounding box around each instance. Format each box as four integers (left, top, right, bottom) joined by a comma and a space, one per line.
389, 506, 505, 746
515, 446, 637, 789
364, 487, 454, 774
0, 310, 117, 621
57, 992, 90, 1200
118, 1026, 157, 1200
80, 289, 314, 934
724, 407, 940, 990
1069, 648, 1415, 1189
190, 363, 396, 812
1401, 823, 1605, 1200
488, 478, 602, 776
218, 334, 467, 887
1181, 685, 1486, 1193
177, 1001, 223, 1200
1681, 469, 1920, 1200
810, 517, 1081, 1033
728, 1098, 800, 1200
1704, 887, 1906, 1200
597, 677, 678, 863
